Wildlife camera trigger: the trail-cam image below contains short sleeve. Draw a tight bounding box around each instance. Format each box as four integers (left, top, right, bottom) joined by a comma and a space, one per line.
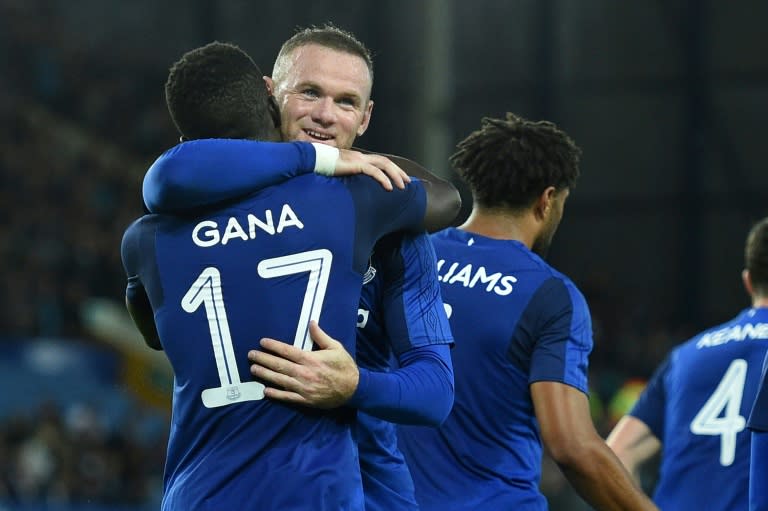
748, 351, 768, 431
378, 233, 454, 355
528, 277, 593, 394
628, 356, 670, 438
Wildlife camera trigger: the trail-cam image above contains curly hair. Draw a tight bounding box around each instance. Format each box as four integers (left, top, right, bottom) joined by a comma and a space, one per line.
273, 23, 373, 85
450, 112, 582, 211
165, 41, 275, 140
746, 217, 768, 295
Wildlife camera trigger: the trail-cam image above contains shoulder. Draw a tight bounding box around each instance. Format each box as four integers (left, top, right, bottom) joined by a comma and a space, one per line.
532, 271, 589, 318
121, 215, 154, 248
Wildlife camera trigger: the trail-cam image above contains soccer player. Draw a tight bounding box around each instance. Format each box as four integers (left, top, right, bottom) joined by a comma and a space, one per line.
142, 26, 457, 511
750, 360, 768, 510
607, 217, 768, 510
397, 113, 658, 511
121, 42, 439, 511
140, 27, 458, 510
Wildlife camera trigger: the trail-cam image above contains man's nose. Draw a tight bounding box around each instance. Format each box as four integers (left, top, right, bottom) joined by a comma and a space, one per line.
311, 97, 337, 126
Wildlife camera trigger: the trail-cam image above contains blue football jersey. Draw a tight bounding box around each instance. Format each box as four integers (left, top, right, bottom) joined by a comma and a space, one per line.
121, 174, 425, 511
631, 307, 768, 511
355, 232, 453, 511
398, 227, 592, 511
749, 349, 768, 510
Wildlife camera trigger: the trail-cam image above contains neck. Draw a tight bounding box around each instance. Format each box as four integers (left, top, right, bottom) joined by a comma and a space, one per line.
458, 206, 537, 249
753, 297, 768, 309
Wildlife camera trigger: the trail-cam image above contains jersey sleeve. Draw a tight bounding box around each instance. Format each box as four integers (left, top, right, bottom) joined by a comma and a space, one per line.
628, 355, 670, 438
528, 277, 593, 394
378, 233, 454, 355
345, 176, 427, 260
748, 351, 768, 431
142, 139, 319, 213
347, 344, 454, 426
121, 219, 148, 308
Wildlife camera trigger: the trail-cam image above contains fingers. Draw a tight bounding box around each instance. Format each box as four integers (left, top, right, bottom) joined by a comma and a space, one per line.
363, 154, 410, 190
308, 320, 339, 350
263, 387, 309, 405
254, 337, 306, 363
248, 345, 299, 375
250, 362, 298, 391
334, 149, 410, 190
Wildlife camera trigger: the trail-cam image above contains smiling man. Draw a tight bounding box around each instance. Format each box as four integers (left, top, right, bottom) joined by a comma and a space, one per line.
140, 26, 458, 511
268, 34, 374, 149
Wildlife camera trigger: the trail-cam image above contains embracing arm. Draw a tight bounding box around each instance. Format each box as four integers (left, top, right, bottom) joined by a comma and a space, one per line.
532, 382, 658, 511
143, 140, 409, 213
248, 322, 453, 424
606, 415, 662, 483
347, 344, 454, 425
358, 149, 461, 232
125, 284, 162, 351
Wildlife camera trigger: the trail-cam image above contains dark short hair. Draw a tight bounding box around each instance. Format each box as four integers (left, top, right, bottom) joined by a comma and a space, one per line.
450, 112, 582, 211
165, 41, 274, 140
274, 23, 373, 84
746, 217, 768, 295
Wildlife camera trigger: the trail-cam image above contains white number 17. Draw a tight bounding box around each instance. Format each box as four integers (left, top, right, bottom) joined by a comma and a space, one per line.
181, 249, 333, 408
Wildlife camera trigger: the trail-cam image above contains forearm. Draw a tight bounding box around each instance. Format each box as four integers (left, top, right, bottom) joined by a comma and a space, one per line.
557, 438, 657, 511
356, 149, 461, 231
143, 139, 319, 213
125, 295, 161, 351
346, 344, 454, 425
606, 415, 661, 484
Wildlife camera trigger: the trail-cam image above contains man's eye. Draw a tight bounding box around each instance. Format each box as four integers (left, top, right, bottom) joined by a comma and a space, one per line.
301, 89, 319, 98
338, 98, 356, 107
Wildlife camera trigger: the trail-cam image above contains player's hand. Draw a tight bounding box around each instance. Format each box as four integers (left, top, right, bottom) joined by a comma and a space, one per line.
335, 149, 411, 191
248, 321, 359, 409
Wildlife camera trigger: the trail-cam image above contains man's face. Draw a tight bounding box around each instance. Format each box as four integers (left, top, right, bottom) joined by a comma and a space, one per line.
532, 188, 569, 258
268, 44, 374, 150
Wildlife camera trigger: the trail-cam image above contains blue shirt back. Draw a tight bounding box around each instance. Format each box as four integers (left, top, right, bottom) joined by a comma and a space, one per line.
398, 228, 592, 511
631, 307, 768, 511
355, 232, 453, 511
121, 174, 425, 511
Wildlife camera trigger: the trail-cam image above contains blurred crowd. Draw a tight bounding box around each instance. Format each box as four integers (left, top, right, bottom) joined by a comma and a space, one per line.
1, 3, 689, 508
0, 401, 165, 510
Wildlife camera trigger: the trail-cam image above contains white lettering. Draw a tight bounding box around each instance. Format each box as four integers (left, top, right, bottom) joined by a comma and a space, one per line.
469, 266, 502, 291
248, 211, 275, 236
494, 276, 517, 296
191, 204, 303, 248
436, 259, 517, 296
192, 220, 220, 247
277, 204, 304, 233
221, 217, 249, 245
697, 323, 768, 349
449, 264, 473, 287
440, 262, 459, 282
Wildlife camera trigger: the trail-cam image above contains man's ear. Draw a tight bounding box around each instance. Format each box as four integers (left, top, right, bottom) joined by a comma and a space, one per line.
534, 186, 557, 220
743, 269, 754, 296
357, 99, 374, 136
263, 76, 275, 96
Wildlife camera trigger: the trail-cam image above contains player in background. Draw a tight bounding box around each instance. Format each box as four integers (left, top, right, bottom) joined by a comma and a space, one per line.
121, 42, 437, 511
750, 337, 768, 510
397, 113, 658, 511
607, 217, 768, 510
140, 26, 458, 511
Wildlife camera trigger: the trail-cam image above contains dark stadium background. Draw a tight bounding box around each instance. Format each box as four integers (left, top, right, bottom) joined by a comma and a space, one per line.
1, 1, 766, 509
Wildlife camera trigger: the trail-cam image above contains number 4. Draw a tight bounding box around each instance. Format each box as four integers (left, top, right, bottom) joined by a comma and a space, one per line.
689, 358, 748, 467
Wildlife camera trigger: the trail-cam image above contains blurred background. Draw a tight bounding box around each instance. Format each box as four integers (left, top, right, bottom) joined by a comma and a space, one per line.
1, 0, 766, 509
